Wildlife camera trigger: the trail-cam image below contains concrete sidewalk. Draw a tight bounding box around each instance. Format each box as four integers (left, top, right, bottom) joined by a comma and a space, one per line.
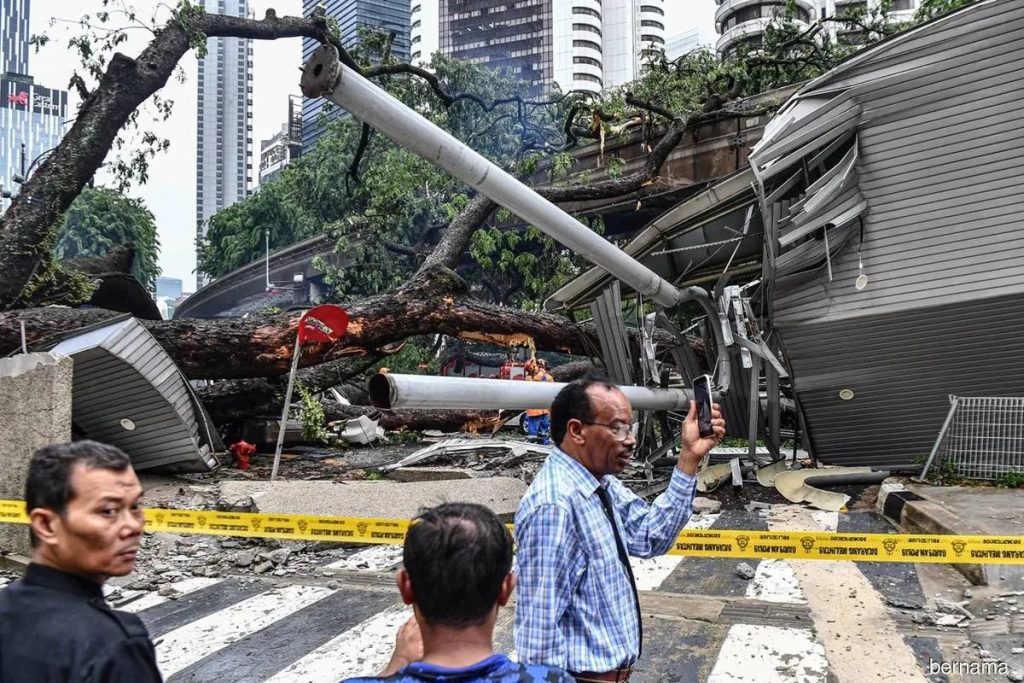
878, 478, 1024, 588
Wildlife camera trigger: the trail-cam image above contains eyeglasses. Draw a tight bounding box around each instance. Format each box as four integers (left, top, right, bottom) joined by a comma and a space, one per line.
583, 421, 639, 441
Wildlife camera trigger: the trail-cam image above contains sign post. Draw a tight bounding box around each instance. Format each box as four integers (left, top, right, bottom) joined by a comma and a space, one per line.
270, 305, 349, 481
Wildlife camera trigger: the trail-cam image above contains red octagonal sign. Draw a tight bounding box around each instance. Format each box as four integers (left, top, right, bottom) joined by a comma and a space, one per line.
298, 305, 349, 344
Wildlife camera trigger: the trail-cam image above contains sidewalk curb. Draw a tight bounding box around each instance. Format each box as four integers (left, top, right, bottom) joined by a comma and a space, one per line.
0, 553, 30, 574
877, 479, 987, 586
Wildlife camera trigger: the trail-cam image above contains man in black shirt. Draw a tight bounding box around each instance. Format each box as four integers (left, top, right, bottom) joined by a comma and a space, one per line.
0, 440, 162, 682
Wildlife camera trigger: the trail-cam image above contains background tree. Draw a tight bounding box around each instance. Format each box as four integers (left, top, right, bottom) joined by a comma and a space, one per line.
55, 187, 161, 290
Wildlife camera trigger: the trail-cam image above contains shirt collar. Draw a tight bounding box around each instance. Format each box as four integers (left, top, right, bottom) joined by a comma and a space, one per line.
550, 446, 609, 496
23, 563, 106, 600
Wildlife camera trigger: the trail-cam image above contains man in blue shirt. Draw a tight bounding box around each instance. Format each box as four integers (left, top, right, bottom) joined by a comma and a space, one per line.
514, 376, 725, 682
345, 503, 573, 683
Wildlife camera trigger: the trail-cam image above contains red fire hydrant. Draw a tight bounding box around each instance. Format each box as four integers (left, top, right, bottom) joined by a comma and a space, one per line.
228, 440, 255, 471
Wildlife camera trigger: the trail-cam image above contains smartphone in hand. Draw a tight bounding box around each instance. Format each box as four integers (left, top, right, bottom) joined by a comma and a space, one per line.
692, 374, 715, 439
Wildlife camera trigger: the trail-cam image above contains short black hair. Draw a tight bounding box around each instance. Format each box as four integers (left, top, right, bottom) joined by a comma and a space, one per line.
403, 502, 513, 626
25, 441, 132, 545
550, 374, 618, 446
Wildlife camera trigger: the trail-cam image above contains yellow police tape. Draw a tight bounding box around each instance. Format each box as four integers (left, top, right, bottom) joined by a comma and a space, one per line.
3, 499, 1022, 564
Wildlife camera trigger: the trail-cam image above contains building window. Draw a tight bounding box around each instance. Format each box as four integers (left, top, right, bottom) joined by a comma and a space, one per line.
892, 0, 914, 8
573, 56, 601, 68
641, 34, 665, 45
412, 4, 421, 12
640, 19, 664, 30
411, 19, 421, 29
412, 34, 421, 43
574, 73, 603, 85
412, 50, 422, 59
640, 5, 664, 15
573, 23, 602, 36
573, 39, 602, 52
572, 7, 601, 19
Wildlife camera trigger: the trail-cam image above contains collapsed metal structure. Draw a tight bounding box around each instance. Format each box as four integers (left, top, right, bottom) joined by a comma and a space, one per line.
300, 0, 1022, 475
299, 45, 785, 429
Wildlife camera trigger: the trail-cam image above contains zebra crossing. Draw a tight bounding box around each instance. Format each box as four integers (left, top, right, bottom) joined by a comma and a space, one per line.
117, 506, 940, 682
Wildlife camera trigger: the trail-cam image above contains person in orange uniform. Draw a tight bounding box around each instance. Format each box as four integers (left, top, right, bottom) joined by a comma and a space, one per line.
524, 359, 554, 445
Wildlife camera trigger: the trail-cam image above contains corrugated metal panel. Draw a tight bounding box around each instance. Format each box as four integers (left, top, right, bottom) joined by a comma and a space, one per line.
545, 170, 759, 311
50, 319, 219, 472
780, 292, 1024, 469
749, 0, 1024, 468
590, 282, 634, 385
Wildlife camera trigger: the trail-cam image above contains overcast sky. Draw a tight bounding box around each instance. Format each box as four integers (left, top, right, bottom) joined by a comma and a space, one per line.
30, 1, 715, 292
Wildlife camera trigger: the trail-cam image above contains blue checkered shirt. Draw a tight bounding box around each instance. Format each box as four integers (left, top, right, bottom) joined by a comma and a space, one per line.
513, 447, 697, 671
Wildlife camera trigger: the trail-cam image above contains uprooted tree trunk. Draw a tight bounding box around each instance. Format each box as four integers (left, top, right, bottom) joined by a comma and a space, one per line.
1, 265, 678, 381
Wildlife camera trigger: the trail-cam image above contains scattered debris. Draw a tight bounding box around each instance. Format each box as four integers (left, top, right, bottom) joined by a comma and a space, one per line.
692, 497, 722, 515
335, 415, 384, 445
736, 562, 756, 580
382, 438, 551, 473
773, 467, 884, 512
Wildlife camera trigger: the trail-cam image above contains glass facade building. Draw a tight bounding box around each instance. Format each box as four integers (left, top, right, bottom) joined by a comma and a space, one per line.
301, 0, 411, 154
420, 0, 665, 96
1, 1, 67, 211
1, 0, 28, 75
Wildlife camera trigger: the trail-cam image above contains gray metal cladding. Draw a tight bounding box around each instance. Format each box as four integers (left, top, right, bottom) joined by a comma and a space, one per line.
751, 0, 1024, 468
780, 292, 1024, 469
50, 318, 219, 472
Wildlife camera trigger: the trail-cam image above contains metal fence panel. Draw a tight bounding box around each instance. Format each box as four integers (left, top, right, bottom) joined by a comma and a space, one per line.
929, 395, 1024, 480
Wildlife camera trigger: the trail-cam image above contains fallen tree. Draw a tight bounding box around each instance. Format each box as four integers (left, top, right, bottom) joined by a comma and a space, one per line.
0, 2, 875, 434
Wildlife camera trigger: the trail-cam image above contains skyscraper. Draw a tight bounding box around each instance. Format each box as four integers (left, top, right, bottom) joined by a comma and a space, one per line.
1, 0, 67, 210
715, 0, 919, 58
301, 0, 412, 154
409, 0, 439, 65
434, 0, 666, 95
195, 0, 253, 288
1, 0, 28, 75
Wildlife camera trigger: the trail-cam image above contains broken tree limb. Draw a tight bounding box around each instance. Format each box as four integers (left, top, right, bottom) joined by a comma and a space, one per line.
323, 403, 503, 433
0, 266, 680, 380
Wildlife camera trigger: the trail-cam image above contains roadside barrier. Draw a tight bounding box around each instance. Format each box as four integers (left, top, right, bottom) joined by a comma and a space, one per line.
2, 499, 1021, 563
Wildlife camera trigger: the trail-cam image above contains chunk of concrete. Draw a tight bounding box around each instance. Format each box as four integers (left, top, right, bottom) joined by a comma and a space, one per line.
219, 477, 527, 522
0, 353, 73, 556
388, 467, 484, 483
691, 497, 722, 515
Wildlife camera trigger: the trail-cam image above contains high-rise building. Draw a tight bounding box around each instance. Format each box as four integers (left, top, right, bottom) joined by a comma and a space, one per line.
301, 0, 412, 154
715, 0, 919, 58
1, 1, 67, 210
409, 0, 439, 65
715, 0, 815, 58
195, 0, 253, 288
1, 0, 28, 75
259, 96, 303, 186
0, 74, 67, 209
665, 28, 702, 61
434, 0, 666, 95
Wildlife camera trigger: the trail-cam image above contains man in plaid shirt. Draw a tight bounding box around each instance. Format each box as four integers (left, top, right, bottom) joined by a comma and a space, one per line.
514, 376, 725, 682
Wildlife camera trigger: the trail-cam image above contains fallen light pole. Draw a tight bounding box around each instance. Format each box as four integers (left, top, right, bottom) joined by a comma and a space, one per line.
369, 373, 694, 412
299, 45, 731, 392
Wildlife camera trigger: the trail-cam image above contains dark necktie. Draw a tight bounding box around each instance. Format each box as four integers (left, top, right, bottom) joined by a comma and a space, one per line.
595, 484, 643, 657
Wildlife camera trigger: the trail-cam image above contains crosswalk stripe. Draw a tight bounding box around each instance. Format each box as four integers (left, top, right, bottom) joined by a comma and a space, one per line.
154, 583, 336, 679
746, 559, 805, 604
631, 512, 720, 591
324, 544, 405, 572
263, 603, 413, 683
707, 624, 828, 682
119, 577, 223, 613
